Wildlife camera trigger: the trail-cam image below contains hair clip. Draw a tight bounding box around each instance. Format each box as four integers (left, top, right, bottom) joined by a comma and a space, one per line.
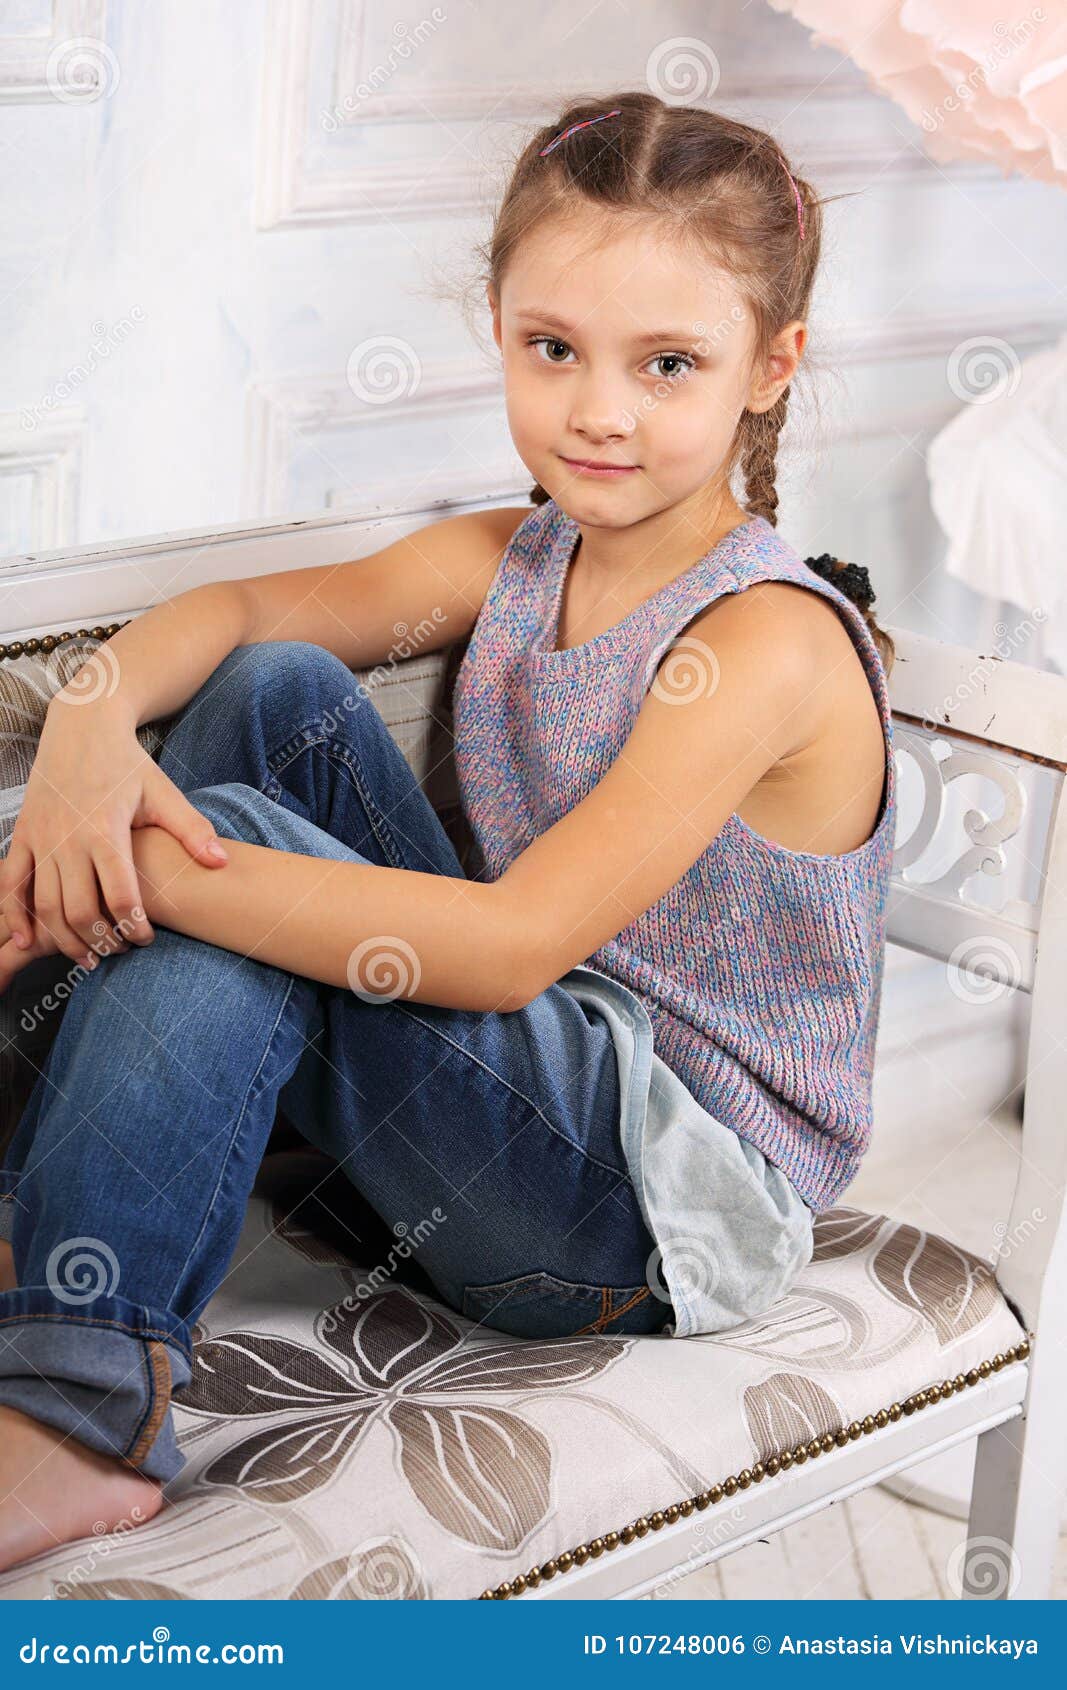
805, 554, 874, 611
539, 109, 622, 156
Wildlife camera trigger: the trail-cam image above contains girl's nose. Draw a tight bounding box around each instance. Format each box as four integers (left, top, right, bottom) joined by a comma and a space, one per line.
567, 388, 635, 443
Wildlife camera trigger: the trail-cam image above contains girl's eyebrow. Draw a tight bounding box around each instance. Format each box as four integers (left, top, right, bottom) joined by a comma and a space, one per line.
514, 309, 700, 348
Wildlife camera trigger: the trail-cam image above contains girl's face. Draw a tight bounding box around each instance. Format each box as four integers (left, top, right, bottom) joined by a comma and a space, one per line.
489, 214, 802, 525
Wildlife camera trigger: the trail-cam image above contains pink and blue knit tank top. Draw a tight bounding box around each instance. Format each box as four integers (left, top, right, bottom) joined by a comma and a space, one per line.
451, 498, 898, 1212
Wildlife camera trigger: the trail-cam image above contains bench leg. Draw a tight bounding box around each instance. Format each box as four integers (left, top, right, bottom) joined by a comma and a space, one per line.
966, 1399, 1061, 1598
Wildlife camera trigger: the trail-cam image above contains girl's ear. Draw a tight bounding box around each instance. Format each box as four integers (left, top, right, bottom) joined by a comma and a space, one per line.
746, 321, 806, 413
486, 283, 502, 350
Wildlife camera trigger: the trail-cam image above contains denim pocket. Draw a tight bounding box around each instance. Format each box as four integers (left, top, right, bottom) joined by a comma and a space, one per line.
461, 1268, 664, 1340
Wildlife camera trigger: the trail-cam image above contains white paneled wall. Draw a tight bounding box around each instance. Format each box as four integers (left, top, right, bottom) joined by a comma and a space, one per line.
1, 0, 1062, 640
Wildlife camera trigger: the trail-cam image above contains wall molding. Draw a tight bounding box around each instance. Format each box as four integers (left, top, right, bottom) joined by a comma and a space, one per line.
241, 357, 510, 517
256, 0, 1003, 230
0, 1, 108, 104
0, 406, 85, 555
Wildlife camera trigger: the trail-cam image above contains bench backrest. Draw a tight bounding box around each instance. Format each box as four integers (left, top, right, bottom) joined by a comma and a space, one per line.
885, 625, 1067, 1334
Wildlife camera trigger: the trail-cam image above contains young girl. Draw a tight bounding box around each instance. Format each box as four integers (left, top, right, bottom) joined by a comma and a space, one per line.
0, 91, 895, 1569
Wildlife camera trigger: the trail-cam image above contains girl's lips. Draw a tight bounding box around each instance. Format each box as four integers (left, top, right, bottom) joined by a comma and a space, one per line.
560, 455, 639, 477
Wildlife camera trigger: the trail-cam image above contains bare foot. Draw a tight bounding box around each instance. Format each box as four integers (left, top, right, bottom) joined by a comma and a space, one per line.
0, 1241, 15, 1293
0, 1404, 163, 1574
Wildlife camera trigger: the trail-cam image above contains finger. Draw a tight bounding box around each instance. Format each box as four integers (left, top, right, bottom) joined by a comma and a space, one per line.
32, 856, 91, 964
57, 852, 127, 957
149, 780, 229, 865
0, 838, 36, 949
95, 843, 153, 946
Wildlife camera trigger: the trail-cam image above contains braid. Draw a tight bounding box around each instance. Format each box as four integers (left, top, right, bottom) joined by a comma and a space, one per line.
741, 385, 791, 527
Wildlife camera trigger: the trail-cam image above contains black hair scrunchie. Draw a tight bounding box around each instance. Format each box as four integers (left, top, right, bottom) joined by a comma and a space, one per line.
804, 553, 876, 613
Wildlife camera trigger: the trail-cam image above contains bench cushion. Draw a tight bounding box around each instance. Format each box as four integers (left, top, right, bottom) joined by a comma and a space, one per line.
0, 1150, 1027, 1600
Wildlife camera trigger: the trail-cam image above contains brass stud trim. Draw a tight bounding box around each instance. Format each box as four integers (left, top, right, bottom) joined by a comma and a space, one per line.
0, 623, 128, 663
476, 1336, 1033, 1600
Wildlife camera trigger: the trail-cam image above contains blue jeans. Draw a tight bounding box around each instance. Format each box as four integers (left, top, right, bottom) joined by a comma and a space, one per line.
0, 641, 669, 1485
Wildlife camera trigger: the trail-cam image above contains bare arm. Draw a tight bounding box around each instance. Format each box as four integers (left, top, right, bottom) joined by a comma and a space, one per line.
50, 505, 529, 732
0, 506, 528, 966
128, 825, 528, 1015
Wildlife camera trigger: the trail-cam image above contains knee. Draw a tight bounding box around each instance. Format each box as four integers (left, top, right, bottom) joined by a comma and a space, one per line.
204, 642, 377, 751
181, 781, 284, 847
215, 641, 361, 715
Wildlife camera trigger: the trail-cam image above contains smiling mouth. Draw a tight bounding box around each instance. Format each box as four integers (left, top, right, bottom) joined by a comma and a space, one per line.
560, 455, 638, 471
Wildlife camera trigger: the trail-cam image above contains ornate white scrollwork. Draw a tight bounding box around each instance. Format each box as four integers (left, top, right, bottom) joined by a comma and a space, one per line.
892, 725, 1033, 920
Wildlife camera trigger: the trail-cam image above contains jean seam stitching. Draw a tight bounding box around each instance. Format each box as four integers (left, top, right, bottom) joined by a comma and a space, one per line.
123, 1336, 157, 1462
574, 1286, 653, 1335
390, 1001, 629, 1181
264, 725, 406, 872
126, 1340, 172, 1467
324, 739, 406, 869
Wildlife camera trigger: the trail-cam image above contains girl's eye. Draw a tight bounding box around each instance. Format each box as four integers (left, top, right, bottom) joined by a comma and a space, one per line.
525, 336, 695, 381
647, 352, 696, 381
526, 335, 574, 364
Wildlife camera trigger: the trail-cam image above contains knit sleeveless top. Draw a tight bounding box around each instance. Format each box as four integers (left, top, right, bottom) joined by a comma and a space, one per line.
451, 499, 897, 1212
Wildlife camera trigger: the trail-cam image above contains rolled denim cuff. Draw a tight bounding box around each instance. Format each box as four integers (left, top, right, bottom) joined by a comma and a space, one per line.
0, 1284, 193, 1484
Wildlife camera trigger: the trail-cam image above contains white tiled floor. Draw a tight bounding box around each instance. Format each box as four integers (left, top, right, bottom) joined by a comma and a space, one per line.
651, 1091, 1067, 1600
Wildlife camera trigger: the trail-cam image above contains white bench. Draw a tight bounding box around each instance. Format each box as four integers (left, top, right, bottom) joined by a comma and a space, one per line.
0, 512, 1061, 1602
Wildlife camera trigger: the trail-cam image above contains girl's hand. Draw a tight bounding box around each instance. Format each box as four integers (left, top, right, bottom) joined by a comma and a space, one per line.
0, 695, 229, 967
